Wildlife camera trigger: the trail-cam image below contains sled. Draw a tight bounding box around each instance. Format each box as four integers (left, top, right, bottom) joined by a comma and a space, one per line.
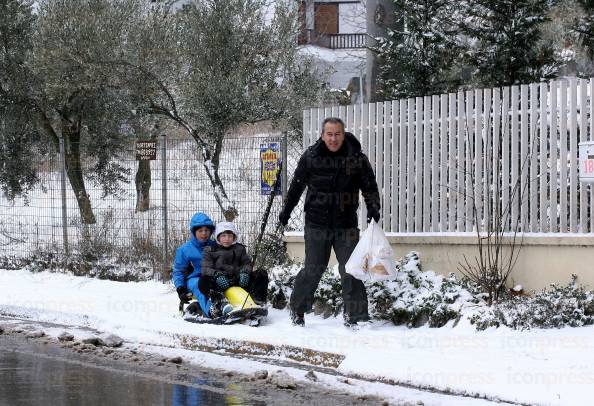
182, 306, 268, 326
179, 286, 267, 327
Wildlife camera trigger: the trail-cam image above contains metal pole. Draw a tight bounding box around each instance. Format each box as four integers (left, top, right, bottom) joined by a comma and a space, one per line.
359, 72, 364, 105
281, 132, 288, 200
58, 137, 69, 256
161, 134, 168, 280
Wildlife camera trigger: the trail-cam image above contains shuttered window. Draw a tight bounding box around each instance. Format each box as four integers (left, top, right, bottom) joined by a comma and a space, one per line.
314, 3, 338, 35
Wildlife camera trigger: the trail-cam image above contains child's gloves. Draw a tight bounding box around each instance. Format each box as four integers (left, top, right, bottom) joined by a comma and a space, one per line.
239, 271, 250, 288
177, 286, 191, 303
214, 273, 231, 290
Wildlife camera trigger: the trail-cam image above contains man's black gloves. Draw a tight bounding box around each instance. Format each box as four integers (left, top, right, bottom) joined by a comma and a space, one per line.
279, 210, 290, 227
177, 286, 191, 303
366, 207, 380, 224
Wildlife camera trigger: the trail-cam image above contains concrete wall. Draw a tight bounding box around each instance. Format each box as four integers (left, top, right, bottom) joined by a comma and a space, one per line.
284, 232, 594, 291
339, 3, 365, 34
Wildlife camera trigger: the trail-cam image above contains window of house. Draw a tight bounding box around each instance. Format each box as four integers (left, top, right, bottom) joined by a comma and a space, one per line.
298, 1, 366, 42
314, 3, 339, 35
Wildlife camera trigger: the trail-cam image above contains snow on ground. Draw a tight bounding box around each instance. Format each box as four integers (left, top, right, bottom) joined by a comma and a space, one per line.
1, 269, 593, 405
299, 46, 366, 64
298, 45, 367, 90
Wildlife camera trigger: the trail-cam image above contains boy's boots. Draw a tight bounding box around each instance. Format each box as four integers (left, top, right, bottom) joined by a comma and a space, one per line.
209, 291, 233, 318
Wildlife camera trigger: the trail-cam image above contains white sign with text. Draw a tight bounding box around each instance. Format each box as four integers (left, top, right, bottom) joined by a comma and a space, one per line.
579, 141, 594, 183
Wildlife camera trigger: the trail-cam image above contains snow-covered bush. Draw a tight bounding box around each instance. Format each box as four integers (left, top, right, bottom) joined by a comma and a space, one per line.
470, 275, 594, 330
0, 249, 154, 282
252, 232, 292, 271
267, 264, 298, 309
312, 271, 343, 317
63, 256, 154, 282
267, 252, 476, 327
368, 252, 475, 327
267, 264, 343, 316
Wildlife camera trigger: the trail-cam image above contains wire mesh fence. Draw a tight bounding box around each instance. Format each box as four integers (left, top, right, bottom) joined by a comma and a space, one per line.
0, 133, 304, 280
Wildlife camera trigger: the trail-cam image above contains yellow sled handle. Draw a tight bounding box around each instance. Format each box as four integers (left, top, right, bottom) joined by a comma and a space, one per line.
224, 286, 258, 310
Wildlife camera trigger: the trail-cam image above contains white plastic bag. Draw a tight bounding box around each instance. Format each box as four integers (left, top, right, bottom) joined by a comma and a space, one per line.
345, 220, 396, 282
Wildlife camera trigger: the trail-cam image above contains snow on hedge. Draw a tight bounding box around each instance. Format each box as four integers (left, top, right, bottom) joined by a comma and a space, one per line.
268, 251, 594, 331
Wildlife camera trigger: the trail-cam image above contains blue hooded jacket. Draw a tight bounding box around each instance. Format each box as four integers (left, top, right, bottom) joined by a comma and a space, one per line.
172, 212, 215, 288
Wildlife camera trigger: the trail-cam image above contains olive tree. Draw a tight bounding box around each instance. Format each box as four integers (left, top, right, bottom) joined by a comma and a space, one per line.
0, 0, 149, 223
124, 0, 323, 221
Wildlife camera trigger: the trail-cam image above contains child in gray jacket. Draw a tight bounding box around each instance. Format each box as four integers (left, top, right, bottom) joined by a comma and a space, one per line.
199, 222, 269, 306
200, 222, 252, 290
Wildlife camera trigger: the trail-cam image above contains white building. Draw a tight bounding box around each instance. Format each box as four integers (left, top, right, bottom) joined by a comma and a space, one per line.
297, 0, 395, 103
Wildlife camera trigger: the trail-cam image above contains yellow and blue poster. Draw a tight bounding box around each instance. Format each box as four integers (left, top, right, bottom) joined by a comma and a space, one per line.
260, 142, 282, 195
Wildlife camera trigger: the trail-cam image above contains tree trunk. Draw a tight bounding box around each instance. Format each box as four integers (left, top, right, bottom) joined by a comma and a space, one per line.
135, 159, 151, 212
62, 119, 96, 224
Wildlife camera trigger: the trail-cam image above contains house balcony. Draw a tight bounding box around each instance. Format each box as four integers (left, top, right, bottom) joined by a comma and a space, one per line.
298, 29, 367, 49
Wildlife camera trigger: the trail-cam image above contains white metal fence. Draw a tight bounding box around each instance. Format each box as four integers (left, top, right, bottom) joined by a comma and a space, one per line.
303, 77, 594, 234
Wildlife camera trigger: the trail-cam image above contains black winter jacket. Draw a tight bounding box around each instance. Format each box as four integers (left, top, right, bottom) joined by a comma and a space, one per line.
282, 132, 380, 229
201, 243, 252, 279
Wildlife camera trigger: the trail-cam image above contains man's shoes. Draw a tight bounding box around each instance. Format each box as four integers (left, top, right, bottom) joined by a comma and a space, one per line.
344, 313, 371, 328
253, 298, 267, 307
343, 315, 358, 328
290, 310, 305, 326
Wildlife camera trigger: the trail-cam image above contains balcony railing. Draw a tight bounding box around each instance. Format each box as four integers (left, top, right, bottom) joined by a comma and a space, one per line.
298, 30, 367, 49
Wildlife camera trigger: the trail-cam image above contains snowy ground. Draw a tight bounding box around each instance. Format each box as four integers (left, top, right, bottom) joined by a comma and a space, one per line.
299, 45, 366, 90
0, 269, 592, 405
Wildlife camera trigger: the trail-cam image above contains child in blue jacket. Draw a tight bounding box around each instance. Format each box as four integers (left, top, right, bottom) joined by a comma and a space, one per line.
172, 212, 220, 317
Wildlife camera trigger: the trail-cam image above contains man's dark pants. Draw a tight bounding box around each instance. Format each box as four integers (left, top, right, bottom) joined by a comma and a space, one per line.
290, 225, 369, 320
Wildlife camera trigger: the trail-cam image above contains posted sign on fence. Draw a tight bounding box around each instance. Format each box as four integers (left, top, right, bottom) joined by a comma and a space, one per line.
135, 141, 157, 160
579, 141, 594, 183
260, 142, 282, 195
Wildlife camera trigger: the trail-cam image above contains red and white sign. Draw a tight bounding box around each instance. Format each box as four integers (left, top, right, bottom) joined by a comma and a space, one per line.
579, 141, 594, 183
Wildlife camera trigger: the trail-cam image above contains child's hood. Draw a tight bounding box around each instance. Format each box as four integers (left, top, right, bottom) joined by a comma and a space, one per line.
214, 222, 239, 244
189, 212, 215, 234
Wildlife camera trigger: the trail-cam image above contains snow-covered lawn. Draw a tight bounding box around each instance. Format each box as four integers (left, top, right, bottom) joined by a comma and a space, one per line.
0, 268, 592, 405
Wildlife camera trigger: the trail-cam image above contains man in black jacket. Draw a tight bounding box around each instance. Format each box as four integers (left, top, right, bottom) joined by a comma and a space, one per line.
279, 117, 381, 327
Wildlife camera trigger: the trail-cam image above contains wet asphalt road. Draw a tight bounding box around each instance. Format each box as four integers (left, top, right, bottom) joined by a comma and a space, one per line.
0, 328, 386, 406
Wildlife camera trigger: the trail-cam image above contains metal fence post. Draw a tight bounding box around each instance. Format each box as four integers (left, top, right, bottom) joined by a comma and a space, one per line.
281, 132, 288, 200
58, 136, 69, 257
160, 134, 168, 280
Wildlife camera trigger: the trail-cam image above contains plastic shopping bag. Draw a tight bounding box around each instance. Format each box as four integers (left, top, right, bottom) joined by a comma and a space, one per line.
345, 220, 396, 282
